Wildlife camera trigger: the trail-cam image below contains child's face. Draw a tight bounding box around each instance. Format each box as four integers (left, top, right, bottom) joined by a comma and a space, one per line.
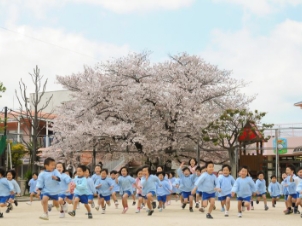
158, 174, 164, 180
157, 167, 163, 173
196, 170, 201, 177
298, 170, 302, 178
240, 168, 248, 177
101, 171, 107, 178
258, 174, 264, 180
33, 174, 38, 180
56, 164, 64, 173
183, 169, 190, 176
45, 161, 56, 171
190, 159, 196, 166
137, 171, 142, 178
76, 168, 84, 177
207, 164, 214, 174
218, 171, 223, 176
95, 166, 101, 174
85, 169, 90, 177
222, 167, 230, 176
286, 167, 293, 175
121, 168, 127, 176
110, 173, 116, 179
6, 172, 13, 180
282, 173, 287, 179
271, 177, 276, 183
142, 168, 149, 176
201, 168, 206, 174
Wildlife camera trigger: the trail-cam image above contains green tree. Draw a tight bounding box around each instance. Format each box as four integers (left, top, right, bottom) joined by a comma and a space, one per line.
10, 143, 27, 169
0, 81, 6, 98
201, 109, 273, 176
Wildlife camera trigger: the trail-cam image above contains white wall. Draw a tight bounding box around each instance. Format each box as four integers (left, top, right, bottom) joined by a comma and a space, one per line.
30, 90, 73, 113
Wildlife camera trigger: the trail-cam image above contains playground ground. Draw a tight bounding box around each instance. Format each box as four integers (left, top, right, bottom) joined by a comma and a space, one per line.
0, 198, 301, 226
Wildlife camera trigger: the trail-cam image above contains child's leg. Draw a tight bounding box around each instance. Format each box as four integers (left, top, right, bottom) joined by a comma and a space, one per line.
122, 193, 129, 208
58, 197, 64, 211
84, 204, 91, 213
147, 193, 153, 210
286, 196, 292, 209
100, 198, 105, 208
137, 197, 142, 209
272, 198, 275, 206
41, 196, 50, 213
208, 197, 215, 213
226, 197, 231, 211
202, 199, 208, 208
29, 193, 34, 202
238, 201, 242, 212
221, 200, 226, 209
189, 195, 193, 208
106, 198, 111, 206
262, 194, 268, 206
112, 192, 117, 202
158, 201, 163, 208
72, 197, 79, 211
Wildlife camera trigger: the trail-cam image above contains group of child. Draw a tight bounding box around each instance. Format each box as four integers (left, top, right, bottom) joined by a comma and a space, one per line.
1, 157, 302, 220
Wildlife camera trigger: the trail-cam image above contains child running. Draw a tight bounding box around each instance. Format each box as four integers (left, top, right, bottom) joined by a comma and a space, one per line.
26, 172, 39, 205
0, 168, 14, 218
36, 157, 61, 220
268, 175, 282, 207
255, 171, 269, 210
156, 171, 171, 212
135, 168, 144, 213
192, 161, 219, 219
116, 166, 136, 214
56, 162, 72, 218
231, 166, 256, 218
86, 168, 96, 209
284, 165, 299, 214
5, 170, 21, 213
109, 170, 120, 208
141, 165, 160, 216
170, 171, 180, 202
68, 165, 92, 219
218, 164, 235, 217
95, 169, 114, 214
281, 173, 289, 211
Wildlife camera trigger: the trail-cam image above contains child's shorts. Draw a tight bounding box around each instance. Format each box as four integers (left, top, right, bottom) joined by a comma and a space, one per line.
157, 195, 167, 203
196, 191, 203, 196
218, 194, 231, 201
99, 194, 110, 201
74, 194, 88, 204
182, 191, 192, 199
88, 194, 94, 201
0, 196, 9, 203
289, 193, 298, 199
122, 190, 132, 197
257, 192, 266, 197
59, 194, 74, 200
41, 193, 59, 201
143, 191, 156, 199
202, 192, 216, 201
271, 195, 280, 198
237, 196, 251, 202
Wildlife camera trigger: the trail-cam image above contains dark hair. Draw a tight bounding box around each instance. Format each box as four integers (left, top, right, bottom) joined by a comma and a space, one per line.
222, 164, 231, 172
188, 158, 197, 166
136, 168, 143, 175
64, 170, 73, 178
156, 166, 164, 172
156, 171, 165, 177
142, 165, 151, 175
101, 169, 108, 174
95, 165, 102, 169
32, 172, 38, 177
257, 171, 264, 177
110, 170, 118, 175
0, 168, 5, 176
200, 166, 206, 171
286, 165, 296, 173
86, 168, 91, 175
77, 165, 87, 172
296, 167, 302, 173
6, 170, 16, 179
240, 165, 248, 171
182, 167, 190, 173
271, 175, 277, 179
56, 162, 66, 172
195, 166, 201, 172
44, 157, 55, 166
119, 166, 128, 175
169, 171, 175, 177
205, 161, 214, 168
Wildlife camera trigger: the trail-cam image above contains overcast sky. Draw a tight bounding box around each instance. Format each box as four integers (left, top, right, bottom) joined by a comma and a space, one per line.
0, 0, 302, 125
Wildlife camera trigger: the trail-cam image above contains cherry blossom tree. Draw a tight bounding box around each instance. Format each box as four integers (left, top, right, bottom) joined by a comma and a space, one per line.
51, 52, 253, 165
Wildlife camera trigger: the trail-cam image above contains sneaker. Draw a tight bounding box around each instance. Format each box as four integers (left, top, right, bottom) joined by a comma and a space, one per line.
122, 207, 128, 214
48, 204, 52, 212
199, 207, 205, 213
132, 201, 136, 206
221, 207, 225, 212
14, 200, 18, 206
39, 213, 49, 220
195, 202, 199, 208
102, 209, 105, 214
265, 206, 269, 211
115, 201, 119, 208
142, 205, 146, 209
63, 203, 68, 213
88, 213, 93, 219
8, 203, 13, 211
95, 206, 100, 211
59, 212, 65, 218
206, 213, 213, 219
148, 210, 154, 216
0, 213, 3, 218
273, 204, 275, 208
5, 208, 10, 213
189, 208, 193, 212
135, 208, 140, 213
68, 211, 76, 217
91, 201, 95, 208
285, 209, 292, 215
238, 212, 242, 218
26, 202, 32, 205
159, 208, 163, 212
152, 201, 156, 209
182, 203, 187, 209
225, 211, 229, 217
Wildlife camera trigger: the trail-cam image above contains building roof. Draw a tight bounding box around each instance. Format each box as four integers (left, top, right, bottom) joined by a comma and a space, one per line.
294, 101, 302, 108
0, 110, 56, 121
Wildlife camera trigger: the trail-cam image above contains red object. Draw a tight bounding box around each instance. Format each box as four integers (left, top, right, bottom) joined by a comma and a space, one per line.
238, 122, 264, 142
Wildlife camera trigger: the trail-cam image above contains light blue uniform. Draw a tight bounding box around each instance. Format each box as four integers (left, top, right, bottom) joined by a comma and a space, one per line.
10, 179, 21, 194
141, 175, 160, 196
232, 177, 256, 198
73, 176, 90, 195
117, 175, 136, 195
177, 168, 196, 192
87, 177, 96, 195
59, 173, 72, 195
194, 172, 219, 194
268, 182, 282, 197
28, 178, 38, 193
255, 179, 267, 195
109, 178, 120, 193
218, 175, 235, 197
0, 177, 14, 198
95, 177, 114, 196
36, 170, 61, 195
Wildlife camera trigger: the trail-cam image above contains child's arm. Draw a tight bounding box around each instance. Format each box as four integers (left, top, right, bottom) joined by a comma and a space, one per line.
231, 179, 239, 197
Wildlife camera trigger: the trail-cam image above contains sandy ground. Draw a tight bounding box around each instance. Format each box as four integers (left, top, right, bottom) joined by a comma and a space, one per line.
0, 198, 301, 226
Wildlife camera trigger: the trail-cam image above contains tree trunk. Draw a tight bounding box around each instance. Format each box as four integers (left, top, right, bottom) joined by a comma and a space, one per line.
228, 148, 237, 177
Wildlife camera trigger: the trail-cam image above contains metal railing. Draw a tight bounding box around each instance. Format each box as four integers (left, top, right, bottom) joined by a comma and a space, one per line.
103, 155, 125, 172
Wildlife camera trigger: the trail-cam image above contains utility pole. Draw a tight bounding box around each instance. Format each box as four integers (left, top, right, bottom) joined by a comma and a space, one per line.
275, 129, 279, 180
1, 107, 8, 167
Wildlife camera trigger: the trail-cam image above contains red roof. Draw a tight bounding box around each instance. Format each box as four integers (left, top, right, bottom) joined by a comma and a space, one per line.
238, 121, 264, 142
